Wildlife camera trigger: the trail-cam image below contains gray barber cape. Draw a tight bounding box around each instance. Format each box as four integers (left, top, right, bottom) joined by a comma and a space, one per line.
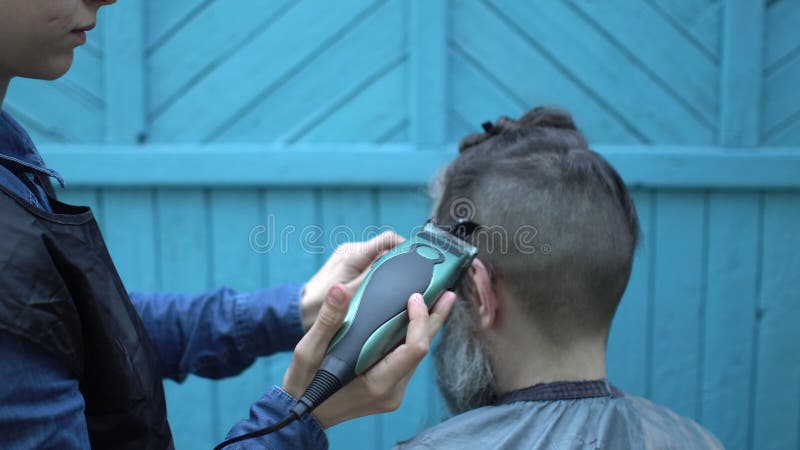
396, 381, 723, 449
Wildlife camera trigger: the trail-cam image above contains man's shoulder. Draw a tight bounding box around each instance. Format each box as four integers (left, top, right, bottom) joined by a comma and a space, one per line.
396, 391, 723, 450
395, 404, 520, 450
619, 392, 724, 448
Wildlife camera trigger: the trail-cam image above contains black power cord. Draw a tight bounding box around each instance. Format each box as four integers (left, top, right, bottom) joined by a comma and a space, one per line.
212, 370, 342, 449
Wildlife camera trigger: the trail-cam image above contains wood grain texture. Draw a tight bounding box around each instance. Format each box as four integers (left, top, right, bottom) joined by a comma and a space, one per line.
702, 191, 760, 450
39, 145, 800, 188
156, 189, 218, 449
719, 0, 763, 146
104, 0, 146, 144
650, 191, 707, 420
763, 0, 800, 145
208, 189, 272, 438
607, 190, 653, 398
751, 192, 800, 450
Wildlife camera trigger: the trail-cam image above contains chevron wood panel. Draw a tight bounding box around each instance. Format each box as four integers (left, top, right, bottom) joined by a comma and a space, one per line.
212, 0, 407, 144
763, 0, 800, 145
146, 0, 408, 144
450, 0, 720, 145
449, 0, 646, 145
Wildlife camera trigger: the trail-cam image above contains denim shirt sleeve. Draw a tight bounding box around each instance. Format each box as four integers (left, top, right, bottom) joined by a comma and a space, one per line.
224, 386, 329, 450
0, 332, 91, 450
129, 283, 305, 382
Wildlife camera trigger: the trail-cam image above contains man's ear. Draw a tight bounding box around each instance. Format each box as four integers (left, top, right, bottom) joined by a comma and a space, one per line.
469, 258, 498, 329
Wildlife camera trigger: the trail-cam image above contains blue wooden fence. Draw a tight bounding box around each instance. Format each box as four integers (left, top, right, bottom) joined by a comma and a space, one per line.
5, 1, 799, 449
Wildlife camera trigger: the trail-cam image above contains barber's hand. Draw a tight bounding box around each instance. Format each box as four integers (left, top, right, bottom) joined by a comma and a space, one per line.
300, 232, 404, 331
284, 284, 456, 428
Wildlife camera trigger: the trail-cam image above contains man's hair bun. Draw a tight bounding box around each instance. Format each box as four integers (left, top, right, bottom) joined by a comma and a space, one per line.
518, 106, 577, 130
458, 106, 578, 153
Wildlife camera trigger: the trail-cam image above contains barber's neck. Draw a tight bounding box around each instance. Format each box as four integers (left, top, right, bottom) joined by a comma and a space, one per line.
487, 309, 608, 394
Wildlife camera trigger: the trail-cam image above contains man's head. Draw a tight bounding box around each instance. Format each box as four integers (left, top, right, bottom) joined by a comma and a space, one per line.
432, 106, 640, 415
0, 0, 114, 81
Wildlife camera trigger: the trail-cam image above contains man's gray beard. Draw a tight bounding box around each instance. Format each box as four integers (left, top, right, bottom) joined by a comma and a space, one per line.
433, 297, 498, 416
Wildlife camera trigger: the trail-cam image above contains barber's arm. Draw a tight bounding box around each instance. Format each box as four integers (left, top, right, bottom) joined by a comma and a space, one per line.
129, 284, 306, 381
129, 231, 405, 382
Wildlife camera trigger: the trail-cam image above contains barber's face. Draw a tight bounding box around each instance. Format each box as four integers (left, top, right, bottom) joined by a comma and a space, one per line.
0, 0, 114, 80
433, 293, 497, 415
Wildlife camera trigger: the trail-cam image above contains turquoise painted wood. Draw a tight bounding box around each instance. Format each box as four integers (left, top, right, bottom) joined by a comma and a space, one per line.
606, 189, 653, 398
6, 1, 800, 449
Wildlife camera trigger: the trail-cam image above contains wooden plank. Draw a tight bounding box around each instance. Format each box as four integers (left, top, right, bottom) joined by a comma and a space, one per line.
374, 188, 436, 447
764, 0, 800, 70
148, 0, 292, 116
145, 0, 211, 51
650, 190, 706, 420
63, 46, 104, 102
103, 0, 146, 144
207, 189, 273, 439
607, 190, 653, 397
751, 192, 800, 450
1, 106, 70, 145
489, 0, 715, 143
449, 47, 524, 131
149, 0, 377, 142
762, 54, 800, 137
764, 113, 800, 147
571, 0, 718, 125
38, 145, 800, 189
648, 0, 722, 59
100, 189, 158, 291
719, 0, 764, 146
293, 63, 406, 143
702, 191, 760, 450
211, 0, 404, 144
378, 121, 410, 145
156, 188, 218, 450
263, 189, 321, 403
5, 78, 103, 143
319, 188, 381, 449
450, 0, 644, 144
409, 0, 447, 146
447, 110, 476, 144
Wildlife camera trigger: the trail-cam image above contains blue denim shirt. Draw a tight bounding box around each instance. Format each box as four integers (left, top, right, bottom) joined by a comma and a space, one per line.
0, 111, 327, 449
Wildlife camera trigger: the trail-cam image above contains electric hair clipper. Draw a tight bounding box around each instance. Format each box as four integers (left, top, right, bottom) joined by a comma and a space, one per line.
292, 221, 479, 416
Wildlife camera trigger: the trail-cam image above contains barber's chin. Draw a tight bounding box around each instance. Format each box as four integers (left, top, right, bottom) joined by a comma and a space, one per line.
29, 53, 74, 80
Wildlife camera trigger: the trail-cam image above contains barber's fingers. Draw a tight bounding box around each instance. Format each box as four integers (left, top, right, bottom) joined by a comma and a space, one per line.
365, 292, 453, 387
426, 291, 456, 340
343, 247, 394, 297
361, 231, 405, 258
291, 285, 351, 381
339, 231, 405, 266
